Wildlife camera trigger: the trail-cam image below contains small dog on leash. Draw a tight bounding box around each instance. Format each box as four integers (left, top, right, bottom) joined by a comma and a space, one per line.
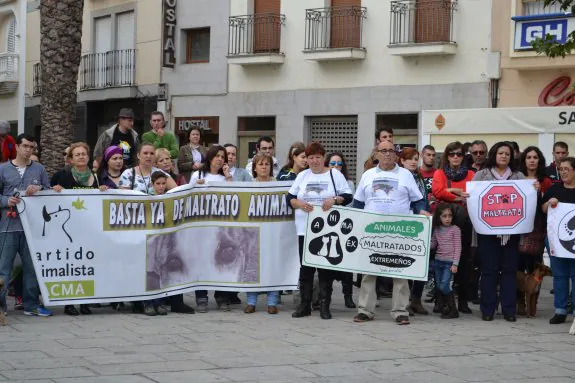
0, 279, 7, 326
516, 263, 552, 318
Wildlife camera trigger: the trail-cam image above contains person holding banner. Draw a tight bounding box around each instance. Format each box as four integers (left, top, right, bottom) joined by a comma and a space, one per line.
51, 142, 100, 316
472, 142, 527, 322
0, 134, 53, 317
431, 141, 475, 315
244, 152, 280, 314
119, 143, 177, 194
288, 142, 352, 320
542, 157, 575, 325
352, 140, 425, 325
189, 145, 235, 312
97, 146, 125, 189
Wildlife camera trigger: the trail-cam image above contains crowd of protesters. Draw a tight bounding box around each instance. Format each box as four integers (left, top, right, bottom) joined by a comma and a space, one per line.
0, 108, 573, 329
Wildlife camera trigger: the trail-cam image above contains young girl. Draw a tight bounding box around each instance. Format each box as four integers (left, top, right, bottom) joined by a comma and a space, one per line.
431, 203, 461, 319
143, 171, 170, 316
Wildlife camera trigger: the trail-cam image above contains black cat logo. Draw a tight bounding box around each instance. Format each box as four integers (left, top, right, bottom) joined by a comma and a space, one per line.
308, 232, 343, 265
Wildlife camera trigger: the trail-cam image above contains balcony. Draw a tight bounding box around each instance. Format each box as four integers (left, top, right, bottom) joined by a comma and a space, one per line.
79, 49, 136, 91
0, 53, 18, 95
228, 13, 286, 65
303, 6, 367, 61
388, 0, 457, 57
33, 62, 41, 96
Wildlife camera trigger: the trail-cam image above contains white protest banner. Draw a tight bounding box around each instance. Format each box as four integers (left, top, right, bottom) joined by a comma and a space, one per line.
466, 180, 537, 235
302, 206, 431, 281
547, 202, 575, 260
19, 182, 299, 306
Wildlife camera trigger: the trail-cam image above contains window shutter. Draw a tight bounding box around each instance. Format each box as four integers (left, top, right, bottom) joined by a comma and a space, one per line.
330, 0, 361, 48
94, 16, 112, 53
6, 16, 16, 53
116, 11, 135, 51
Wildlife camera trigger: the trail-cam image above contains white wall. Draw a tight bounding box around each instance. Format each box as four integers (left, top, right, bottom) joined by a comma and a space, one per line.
229, 0, 492, 92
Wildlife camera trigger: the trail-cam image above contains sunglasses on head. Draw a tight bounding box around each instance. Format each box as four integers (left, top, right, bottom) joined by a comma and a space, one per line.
330, 161, 343, 166
448, 152, 464, 158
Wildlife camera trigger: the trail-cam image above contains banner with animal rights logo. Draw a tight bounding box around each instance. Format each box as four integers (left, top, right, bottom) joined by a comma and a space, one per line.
302, 206, 431, 281
547, 202, 575, 259
18, 182, 299, 306
466, 180, 537, 235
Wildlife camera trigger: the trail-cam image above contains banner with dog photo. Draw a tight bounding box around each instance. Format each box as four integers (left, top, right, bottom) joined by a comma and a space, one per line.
302, 206, 431, 281
547, 202, 575, 259
18, 182, 299, 306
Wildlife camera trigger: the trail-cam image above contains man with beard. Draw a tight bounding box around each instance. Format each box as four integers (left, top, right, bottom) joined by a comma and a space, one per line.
419, 145, 437, 211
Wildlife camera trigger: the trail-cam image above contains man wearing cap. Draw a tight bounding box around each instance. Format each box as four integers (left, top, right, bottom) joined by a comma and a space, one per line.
0, 120, 16, 162
142, 111, 178, 159
93, 108, 140, 169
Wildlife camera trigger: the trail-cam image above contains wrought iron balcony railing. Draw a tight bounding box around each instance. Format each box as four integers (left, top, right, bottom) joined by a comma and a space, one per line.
304, 6, 367, 51
33, 62, 41, 96
389, 0, 457, 45
228, 13, 286, 55
0, 53, 18, 82
79, 49, 136, 90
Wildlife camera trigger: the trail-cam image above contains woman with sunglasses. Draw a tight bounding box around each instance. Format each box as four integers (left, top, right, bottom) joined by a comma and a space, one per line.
432, 142, 475, 315
325, 152, 356, 309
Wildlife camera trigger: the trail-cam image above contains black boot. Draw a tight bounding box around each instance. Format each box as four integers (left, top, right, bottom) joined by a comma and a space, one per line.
292, 283, 312, 318
170, 294, 195, 314
433, 290, 444, 314
458, 299, 472, 314
319, 298, 332, 320
344, 294, 356, 308
441, 292, 459, 319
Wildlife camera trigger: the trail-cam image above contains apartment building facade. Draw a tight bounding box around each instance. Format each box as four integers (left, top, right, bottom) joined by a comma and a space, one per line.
0, 0, 21, 134
164, 0, 493, 181
25, 0, 162, 146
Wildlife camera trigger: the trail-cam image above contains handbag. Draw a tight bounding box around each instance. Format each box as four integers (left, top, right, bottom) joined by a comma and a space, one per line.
519, 213, 546, 256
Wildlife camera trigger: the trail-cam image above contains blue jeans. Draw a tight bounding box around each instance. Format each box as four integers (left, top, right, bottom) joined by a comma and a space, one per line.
434, 260, 454, 295
0, 232, 41, 312
246, 291, 279, 306
550, 256, 575, 315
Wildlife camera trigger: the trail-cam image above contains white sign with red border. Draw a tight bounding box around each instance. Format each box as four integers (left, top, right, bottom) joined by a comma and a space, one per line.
466, 180, 537, 235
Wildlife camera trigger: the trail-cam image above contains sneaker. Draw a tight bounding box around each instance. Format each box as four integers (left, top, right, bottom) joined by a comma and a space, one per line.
196, 302, 209, 313
395, 315, 410, 325
549, 313, 567, 324
24, 307, 53, 317
155, 305, 169, 316
353, 313, 373, 323
14, 296, 23, 310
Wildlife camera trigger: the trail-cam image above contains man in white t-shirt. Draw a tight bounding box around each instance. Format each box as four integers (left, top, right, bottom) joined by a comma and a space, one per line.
352, 140, 425, 325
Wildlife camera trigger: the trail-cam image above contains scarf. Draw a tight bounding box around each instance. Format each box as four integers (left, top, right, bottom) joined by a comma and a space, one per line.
490, 166, 512, 245
71, 167, 92, 186
443, 165, 468, 182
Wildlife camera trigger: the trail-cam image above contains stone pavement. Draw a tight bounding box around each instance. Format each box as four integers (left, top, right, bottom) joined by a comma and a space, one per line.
1, 280, 574, 383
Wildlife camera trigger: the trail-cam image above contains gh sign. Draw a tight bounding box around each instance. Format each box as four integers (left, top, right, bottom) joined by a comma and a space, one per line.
514, 17, 572, 50
479, 184, 526, 229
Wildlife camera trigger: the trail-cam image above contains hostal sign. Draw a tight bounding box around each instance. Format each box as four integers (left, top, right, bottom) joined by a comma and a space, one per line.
162, 0, 176, 68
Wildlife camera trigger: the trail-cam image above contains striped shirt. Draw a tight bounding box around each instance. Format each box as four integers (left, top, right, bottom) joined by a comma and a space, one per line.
430, 225, 462, 266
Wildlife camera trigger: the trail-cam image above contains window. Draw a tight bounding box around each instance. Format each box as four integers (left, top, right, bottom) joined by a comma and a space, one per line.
116, 11, 135, 51
523, 0, 565, 16
6, 16, 17, 53
186, 28, 210, 63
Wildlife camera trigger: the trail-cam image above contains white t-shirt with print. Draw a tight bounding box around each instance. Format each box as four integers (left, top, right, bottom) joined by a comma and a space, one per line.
189, 171, 226, 184
119, 167, 169, 194
288, 168, 352, 235
354, 165, 422, 215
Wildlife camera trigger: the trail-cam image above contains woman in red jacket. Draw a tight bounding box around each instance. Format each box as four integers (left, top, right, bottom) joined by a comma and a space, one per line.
432, 141, 475, 315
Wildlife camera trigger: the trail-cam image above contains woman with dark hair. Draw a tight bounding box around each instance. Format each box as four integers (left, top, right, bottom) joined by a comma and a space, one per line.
472, 141, 530, 322
431, 141, 475, 315
178, 128, 208, 183
277, 142, 307, 181
516, 146, 552, 316
119, 143, 177, 194
188, 145, 234, 312
288, 142, 353, 319
543, 157, 575, 324
97, 146, 125, 189
399, 148, 430, 315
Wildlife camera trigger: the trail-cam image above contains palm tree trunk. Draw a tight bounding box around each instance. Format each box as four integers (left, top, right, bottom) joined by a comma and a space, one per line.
39, 0, 84, 175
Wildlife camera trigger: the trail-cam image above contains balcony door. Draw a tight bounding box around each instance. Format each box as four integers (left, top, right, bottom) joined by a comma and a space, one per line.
1, 16, 17, 82
94, 16, 112, 88
254, 0, 281, 53
330, 0, 361, 49
115, 11, 135, 85
415, 0, 452, 43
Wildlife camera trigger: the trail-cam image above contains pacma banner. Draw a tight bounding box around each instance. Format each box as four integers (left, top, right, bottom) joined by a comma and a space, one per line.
18, 183, 299, 306
466, 180, 537, 235
302, 206, 431, 281
547, 202, 575, 260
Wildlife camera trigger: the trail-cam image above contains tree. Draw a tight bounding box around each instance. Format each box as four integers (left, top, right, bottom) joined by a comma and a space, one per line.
39, 0, 84, 175
531, 0, 575, 57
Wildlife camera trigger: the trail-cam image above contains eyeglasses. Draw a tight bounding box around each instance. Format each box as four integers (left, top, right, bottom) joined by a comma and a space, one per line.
559, 167, 574, 173
376, 149, 396, 155
330, 161, 343, 166
471, 151, 485, 156
448, 152, 464, 158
